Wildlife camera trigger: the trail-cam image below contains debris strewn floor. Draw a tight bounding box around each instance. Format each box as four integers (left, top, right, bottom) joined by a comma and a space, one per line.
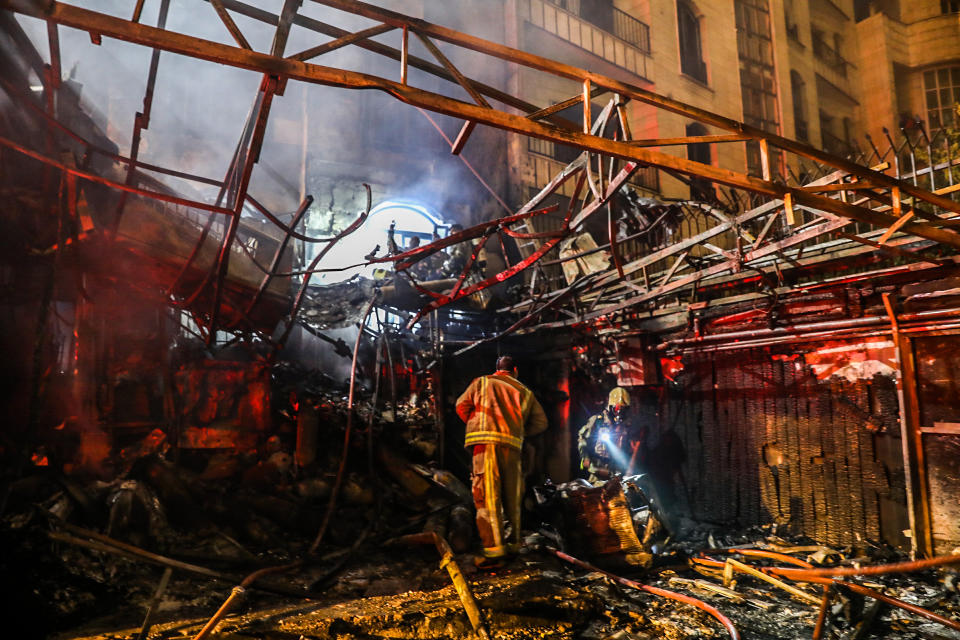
3, 367, 958, 640
9, 497, 959, 640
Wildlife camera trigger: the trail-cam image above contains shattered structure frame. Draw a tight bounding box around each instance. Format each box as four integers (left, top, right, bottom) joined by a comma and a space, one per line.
2, 0, 959, 346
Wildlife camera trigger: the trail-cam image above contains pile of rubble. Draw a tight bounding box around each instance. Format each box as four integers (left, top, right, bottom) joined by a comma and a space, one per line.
5, 441, 960, 640
15, 524, 957, 640
0, 357, 471, 639
2, 358, 959, 639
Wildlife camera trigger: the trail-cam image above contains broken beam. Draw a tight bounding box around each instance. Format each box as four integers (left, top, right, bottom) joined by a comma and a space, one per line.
724, 558, 821, 605
526, 85, 606, 121
627, 133, 751, 147
12, 0, 960, 252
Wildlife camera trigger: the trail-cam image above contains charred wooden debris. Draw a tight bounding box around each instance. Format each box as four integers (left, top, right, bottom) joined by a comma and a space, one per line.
5, 442, 960, 640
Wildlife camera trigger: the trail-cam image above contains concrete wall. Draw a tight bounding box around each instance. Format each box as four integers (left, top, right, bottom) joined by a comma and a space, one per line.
899, 0, 952, 23
856, 2, 960, 142
855, 13, 905, 144
508, 0, 747, 201
647, 0, 745, 198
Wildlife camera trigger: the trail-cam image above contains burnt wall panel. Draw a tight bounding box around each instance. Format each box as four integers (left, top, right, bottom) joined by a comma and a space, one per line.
924, 436, 960, 555
912, 334, 960, 554
699, 357, 716, 520
758, 357, 779, 525
658, 347, 902, 549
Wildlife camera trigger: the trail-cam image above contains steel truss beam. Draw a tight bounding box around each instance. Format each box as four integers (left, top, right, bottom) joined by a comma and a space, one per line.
5, 1, 960, 249
505, 144, 959, 332
3, 0, 959, 331
310, 0, 960, 217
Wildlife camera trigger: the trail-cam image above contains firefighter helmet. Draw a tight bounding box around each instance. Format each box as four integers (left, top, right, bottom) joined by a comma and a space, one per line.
607, 387, 630, 408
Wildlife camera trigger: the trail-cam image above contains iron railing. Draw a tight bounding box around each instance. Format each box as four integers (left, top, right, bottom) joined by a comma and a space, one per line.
812, 34, 850, 77
612, 8, 651, 53
542, 0, 651, 54
821, 129, 853, 157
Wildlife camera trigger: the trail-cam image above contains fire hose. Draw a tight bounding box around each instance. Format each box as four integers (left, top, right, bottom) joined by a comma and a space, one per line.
548, 548, 740, 640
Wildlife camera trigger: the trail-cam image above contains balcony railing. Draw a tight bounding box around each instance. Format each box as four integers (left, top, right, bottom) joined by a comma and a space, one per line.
612, 8, 651, 54
812, 36, 849, 77
541, 1, 650, 53
821, 129, 853, 157
528, 0, 651, 78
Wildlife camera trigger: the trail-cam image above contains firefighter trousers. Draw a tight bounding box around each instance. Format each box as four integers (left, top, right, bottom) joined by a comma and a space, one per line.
470, 443, 522, 558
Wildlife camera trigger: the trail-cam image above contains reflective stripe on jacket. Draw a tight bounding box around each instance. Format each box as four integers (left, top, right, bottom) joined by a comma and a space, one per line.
456, 372, 548, 450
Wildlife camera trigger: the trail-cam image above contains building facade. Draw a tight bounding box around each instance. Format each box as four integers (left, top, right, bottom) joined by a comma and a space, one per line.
500, 0, 871, 208
856, 0, 960, 143
504, 0, 744, 204
778, 0, 862, 159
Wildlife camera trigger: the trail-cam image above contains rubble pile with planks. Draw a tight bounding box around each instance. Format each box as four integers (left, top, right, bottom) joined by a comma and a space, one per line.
3, 391, 959, 640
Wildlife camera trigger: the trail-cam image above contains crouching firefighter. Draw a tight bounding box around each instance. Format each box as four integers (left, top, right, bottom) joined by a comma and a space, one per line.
456, 355, 548, 562
577, 387, 641, 484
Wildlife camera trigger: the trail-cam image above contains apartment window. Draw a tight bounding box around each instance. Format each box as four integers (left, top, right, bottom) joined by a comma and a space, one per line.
543, 0, 652, 53
686, 123, 711, 165
580, 0, 614, 31
784, 0, 800, 43
942, 1, 960, 14
686, 123, 714, 200
741, 70, 779, 128
738, 0, 781, 176
791, 71, 808, 141
820, 110, 850, 155
924, 66, 960, 129
736, 0, 779, 135
678, 1, 707, 83
812, 27, 824, 56
736, 0, 774, 66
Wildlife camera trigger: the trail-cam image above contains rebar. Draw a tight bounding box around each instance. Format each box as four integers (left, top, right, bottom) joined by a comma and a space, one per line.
811, 584, 831, 640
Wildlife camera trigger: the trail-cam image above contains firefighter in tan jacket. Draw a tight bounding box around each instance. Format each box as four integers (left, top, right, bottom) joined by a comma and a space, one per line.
456, 355, 548, 561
